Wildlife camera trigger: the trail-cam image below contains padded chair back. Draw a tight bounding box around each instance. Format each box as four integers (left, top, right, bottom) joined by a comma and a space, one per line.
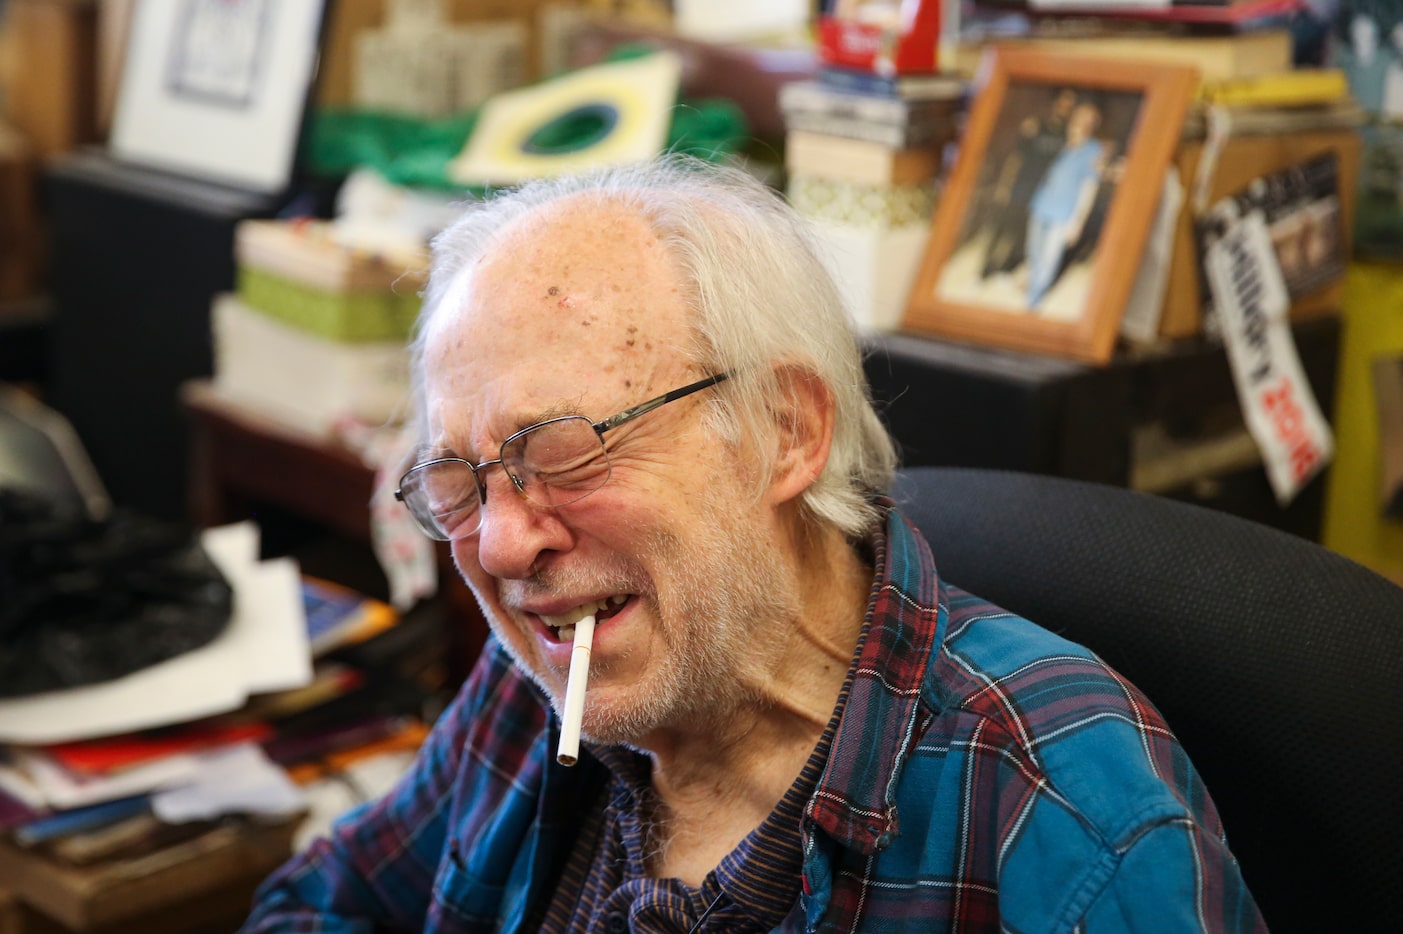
893, 467, 1403, 932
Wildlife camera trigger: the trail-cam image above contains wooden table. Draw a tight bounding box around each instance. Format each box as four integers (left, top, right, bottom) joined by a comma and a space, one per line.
180, 380, 487, 682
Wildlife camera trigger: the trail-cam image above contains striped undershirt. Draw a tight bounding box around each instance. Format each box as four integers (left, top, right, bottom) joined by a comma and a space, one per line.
538, 703, 843, 932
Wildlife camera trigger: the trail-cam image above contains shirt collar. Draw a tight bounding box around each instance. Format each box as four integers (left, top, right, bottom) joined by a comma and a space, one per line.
802, 502, 947, 855
572, 501, 947, 861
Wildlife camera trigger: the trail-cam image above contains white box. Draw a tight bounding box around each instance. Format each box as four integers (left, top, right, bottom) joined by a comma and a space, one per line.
211, 293, 410, 437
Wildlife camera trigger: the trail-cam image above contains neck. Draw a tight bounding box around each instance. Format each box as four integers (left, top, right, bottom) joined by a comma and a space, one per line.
637, 515, 872, 883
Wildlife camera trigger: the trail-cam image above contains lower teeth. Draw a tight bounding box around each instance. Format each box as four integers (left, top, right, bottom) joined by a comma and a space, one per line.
560, 626, 575, 641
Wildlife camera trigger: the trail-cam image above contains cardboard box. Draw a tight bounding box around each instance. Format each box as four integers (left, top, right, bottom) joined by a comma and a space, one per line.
316, 0, 586, 107
0, 818, 299, 932
1, 0, 98, 159
0, 121, 41, 300
1161, 127, 1361, 338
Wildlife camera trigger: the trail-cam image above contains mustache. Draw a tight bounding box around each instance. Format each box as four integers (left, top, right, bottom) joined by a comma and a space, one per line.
500, 557, 653, 608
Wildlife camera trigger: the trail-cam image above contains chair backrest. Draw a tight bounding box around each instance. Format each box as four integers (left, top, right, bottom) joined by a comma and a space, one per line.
892, 467, 1403, 933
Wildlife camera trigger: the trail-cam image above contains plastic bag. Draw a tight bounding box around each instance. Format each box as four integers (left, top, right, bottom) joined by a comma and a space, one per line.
0, 489, 233, 698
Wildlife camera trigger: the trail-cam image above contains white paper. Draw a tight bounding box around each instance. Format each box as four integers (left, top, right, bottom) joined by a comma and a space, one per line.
109, 0, 324, 193
674, 0, 808, 41
199, 521, 313, 696
152, 743, 304, 823
0, 523, 311, 744
1205, 210, 1334, 505
292, 748, 418, 852
1120, 168, 1183, 345
12, 748, 201, 810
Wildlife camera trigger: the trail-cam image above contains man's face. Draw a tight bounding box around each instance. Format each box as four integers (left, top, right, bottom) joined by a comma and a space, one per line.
421, 202, 796, 746
1067, 104, 1100, 144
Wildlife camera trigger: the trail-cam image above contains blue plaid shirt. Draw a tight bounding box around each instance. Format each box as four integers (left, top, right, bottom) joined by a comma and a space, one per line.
242, 507, 1265, 932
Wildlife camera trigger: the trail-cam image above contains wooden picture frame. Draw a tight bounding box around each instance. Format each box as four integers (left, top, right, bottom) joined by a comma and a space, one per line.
903, 48, 1198, 364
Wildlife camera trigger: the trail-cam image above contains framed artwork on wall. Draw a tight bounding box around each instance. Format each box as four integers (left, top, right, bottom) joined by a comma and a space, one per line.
902, 47, 1197, 364
109, 0, 327, 194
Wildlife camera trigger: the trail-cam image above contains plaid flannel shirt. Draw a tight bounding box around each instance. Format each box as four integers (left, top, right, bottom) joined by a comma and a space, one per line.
242, 506, 1265, 932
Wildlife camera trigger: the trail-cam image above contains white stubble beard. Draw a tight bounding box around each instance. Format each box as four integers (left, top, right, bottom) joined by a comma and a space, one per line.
486, 489, 801, 748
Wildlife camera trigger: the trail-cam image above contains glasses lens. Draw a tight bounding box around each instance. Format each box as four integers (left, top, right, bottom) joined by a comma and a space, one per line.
502, 416, 611, 508
399, 460, 481, 540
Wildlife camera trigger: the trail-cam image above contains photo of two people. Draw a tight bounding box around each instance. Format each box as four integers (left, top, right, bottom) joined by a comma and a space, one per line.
935, 82, 1145, 322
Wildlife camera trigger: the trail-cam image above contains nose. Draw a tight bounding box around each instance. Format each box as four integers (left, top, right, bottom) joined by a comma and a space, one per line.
466, 468, 573, 580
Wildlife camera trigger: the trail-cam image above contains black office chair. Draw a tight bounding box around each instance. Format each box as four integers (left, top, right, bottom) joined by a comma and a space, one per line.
893, 467, 1403, 933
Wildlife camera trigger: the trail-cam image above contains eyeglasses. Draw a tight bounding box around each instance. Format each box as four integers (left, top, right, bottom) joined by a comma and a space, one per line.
395, 372, 731, 540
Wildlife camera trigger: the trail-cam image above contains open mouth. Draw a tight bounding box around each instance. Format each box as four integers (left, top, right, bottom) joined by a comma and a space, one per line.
540, 594, 629, 642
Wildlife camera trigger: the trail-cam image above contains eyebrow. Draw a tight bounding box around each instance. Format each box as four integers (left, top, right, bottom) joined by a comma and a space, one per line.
420, 396, 594, 463
417, 440, 459, 462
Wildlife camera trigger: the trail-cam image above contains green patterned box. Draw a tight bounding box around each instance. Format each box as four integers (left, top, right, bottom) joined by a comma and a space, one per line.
236, 265, 422, 344
786, 175, 937, 227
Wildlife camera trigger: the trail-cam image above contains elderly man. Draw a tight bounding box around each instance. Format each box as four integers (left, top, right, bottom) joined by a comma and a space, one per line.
242, 156, 1263, 932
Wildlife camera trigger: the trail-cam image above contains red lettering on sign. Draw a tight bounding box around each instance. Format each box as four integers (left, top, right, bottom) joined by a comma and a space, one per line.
1259, 378, 1321, 482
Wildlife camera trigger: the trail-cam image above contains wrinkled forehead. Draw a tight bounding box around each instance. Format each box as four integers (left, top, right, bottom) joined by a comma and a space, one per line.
421, 199, 700, 426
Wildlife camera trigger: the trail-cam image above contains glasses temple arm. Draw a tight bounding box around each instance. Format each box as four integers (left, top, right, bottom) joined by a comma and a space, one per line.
592, 372, 730, 434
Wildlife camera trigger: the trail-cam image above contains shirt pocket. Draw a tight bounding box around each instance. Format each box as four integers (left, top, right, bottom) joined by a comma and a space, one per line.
429, 839, 506, 931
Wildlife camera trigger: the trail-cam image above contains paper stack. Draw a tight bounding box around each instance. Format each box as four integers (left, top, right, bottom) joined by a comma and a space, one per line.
0, 523, 433, 922
780, 70, 965, 332
212, 219, 425, 437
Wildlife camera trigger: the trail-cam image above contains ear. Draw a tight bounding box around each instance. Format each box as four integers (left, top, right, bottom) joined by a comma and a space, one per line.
765, 364, 835, 508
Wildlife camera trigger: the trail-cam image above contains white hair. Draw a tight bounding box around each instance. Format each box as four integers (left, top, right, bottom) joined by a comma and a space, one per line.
414, 154, 897, 539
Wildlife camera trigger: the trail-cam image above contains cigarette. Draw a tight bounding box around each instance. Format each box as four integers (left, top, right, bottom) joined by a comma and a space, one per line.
556, 613, 596, 766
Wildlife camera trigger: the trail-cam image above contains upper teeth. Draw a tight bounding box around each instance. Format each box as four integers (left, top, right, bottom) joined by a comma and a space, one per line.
541, 595, 626, 630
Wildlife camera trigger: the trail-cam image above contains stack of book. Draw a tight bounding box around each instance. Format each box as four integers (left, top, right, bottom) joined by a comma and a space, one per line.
781, 68, 966, 332
212, 219, 426, 438
1167, 66, 1363, 338
0, 566, 432, 928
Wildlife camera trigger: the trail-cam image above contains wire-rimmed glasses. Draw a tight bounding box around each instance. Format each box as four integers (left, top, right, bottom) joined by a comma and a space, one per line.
395, 372, 730, 540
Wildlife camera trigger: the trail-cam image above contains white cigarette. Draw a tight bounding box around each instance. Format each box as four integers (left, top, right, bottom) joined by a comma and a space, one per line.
556, 613, 595, 766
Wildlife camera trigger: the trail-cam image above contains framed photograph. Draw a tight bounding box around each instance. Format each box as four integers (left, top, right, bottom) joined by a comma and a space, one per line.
903, 48, 1197, 363
109, 0, 326, 194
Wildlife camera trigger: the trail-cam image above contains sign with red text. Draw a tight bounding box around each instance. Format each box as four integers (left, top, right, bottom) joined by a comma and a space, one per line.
1204, 208, 1334, 505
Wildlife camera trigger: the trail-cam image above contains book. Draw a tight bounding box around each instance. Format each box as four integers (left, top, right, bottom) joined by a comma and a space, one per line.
235, 219, 427, 295
781, 110, 951, 149
1161, 126, 1361, 338
818, 66, 967, 101
956, 28, 1294, 82
44, 722, 273, 776
301, 576, 399, 657
211, 293, 411, 437
780, 80, 960, 128
1198, 69, 1350, 107
1180, 98, 1367, 140
987, 0, 1301, 26
785, 130, 940, 186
